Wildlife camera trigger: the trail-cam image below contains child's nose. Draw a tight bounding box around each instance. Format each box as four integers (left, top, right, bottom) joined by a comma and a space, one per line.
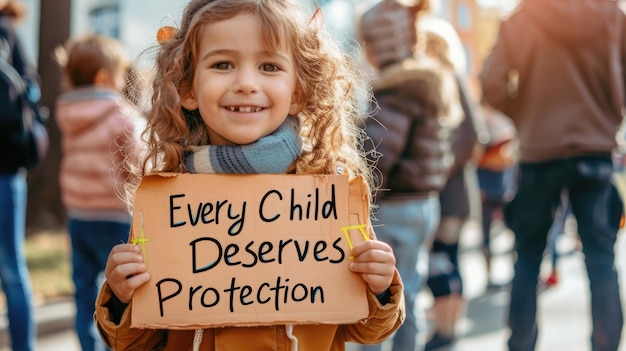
234, 68, 259, 94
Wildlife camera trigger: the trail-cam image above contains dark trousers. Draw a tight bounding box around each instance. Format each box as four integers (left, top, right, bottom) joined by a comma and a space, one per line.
505, 155, 623, 351
69, 218, 130, 351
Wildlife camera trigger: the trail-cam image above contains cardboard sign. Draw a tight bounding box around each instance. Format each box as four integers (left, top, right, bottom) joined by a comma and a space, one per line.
130, 173, 371, 329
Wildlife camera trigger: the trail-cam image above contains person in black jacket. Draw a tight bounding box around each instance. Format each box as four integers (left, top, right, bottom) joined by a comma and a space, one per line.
0, 1, 39, 350
356, 1, 460, 350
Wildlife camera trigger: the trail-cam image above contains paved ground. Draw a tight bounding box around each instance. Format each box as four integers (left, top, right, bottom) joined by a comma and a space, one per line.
3, 219, 626, 351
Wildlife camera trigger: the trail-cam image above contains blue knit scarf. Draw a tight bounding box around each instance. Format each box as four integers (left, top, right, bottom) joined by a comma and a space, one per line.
184, 117, 302, 174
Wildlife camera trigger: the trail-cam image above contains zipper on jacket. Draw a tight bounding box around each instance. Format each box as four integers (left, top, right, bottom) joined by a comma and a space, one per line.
286, 324, 298, 351
193, 328, 203, 351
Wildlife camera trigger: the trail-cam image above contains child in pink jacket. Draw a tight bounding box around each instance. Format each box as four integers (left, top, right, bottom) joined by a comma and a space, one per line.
55, 34, 144, 351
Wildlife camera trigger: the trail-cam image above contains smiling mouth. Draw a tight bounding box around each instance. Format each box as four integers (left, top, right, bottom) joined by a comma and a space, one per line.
225, 106, 263, 112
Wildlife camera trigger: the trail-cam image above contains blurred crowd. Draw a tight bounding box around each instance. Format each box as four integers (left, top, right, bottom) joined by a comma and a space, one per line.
355, 1, 626, 351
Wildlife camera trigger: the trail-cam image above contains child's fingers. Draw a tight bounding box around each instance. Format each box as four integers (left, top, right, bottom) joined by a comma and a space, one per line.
109, 243, 142, 256
350, 263, 394, 296
351, 240, 394, 260
106, 262, 149, 303
105, 244, 143, 274
350, 260, 393, 275
106, 244, 142, 265
104, 243, 150, 303
109, 262, 147, 281
349, 240, 395, 295
351, 241, 395, 266
359, 273, 393, 295
349, 257, 395, 286
109, 270, 150, 304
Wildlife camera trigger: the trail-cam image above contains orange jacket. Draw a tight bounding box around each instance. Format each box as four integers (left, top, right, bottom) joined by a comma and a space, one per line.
95, 270, 404, 351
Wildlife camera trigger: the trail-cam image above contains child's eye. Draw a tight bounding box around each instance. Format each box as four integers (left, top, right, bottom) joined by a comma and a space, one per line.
260, 63, 280, 72
212, 62, 233, 70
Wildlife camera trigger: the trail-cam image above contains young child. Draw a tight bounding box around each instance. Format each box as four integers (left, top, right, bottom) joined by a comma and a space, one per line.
55, 34, 145, 351
94, 1, 405, 350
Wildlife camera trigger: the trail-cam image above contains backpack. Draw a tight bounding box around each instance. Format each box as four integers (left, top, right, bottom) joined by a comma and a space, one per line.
0, 38, 48, 174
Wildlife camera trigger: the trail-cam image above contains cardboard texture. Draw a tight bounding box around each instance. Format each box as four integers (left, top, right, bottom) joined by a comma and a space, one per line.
130, 173, 371, 329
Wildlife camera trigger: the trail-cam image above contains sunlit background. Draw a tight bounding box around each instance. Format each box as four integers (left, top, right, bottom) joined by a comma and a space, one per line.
16, 0, 519, 84
18, 0, 527, 233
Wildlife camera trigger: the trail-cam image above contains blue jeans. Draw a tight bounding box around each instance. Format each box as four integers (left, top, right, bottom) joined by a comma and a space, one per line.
0, 172, 35, 351
69, 218, 130, 351
505, 156, 623, 351
362, 195, 440, 351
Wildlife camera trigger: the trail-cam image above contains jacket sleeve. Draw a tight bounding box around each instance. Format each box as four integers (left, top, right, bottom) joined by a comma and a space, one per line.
479, 20, 514, 116
95, 282, 168, 351
339, 268, 405, 344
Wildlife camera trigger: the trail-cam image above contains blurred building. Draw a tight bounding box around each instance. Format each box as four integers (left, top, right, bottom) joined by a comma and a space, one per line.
14, 0, 520, 88
435, 0, 519, 93
21, 0, 342, 64
16, 0, 518, 65
69, 0, 187, 62
17, 0, 187, 64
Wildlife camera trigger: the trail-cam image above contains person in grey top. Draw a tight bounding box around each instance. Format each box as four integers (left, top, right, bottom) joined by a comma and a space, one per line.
480, 1, 626, 350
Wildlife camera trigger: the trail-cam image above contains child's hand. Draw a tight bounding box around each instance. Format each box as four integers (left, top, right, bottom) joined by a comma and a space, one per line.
349, 240, 395, 296
104, 243, 150, 303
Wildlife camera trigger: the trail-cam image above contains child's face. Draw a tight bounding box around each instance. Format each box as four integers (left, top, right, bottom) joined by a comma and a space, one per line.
182, 13, 299, 146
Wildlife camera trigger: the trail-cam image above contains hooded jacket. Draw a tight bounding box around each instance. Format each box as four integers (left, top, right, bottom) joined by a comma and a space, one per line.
357, 1, 458, 197
94, 269, 404, 351
480, 0, 626, 163
56, 87, 144, 221
364, 80, 454, 196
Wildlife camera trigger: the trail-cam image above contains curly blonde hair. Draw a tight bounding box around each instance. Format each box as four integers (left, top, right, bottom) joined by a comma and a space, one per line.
130, 0, 375, 208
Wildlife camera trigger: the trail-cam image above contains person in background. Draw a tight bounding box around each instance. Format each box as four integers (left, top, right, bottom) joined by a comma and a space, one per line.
0, 1, 39, 350
421, 16, 484, 351
478, 112, 575, 290
357, 0, 460, 349
55, 34, 145, 351
476, 107, 517, 289
480, 0, 626, 350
